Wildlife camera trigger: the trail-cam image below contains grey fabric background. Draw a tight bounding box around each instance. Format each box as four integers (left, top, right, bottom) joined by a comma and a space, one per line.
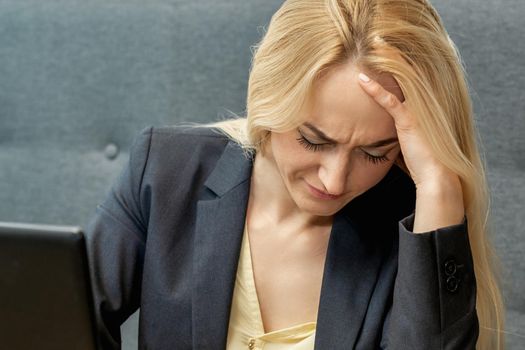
0, 0, 523, 348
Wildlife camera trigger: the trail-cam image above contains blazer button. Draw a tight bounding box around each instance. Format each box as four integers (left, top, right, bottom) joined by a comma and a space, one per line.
446, 275, 460, 292
444, 259, 457, 276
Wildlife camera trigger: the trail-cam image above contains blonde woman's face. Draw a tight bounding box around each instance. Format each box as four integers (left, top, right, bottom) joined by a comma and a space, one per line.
268, 63, 405, 216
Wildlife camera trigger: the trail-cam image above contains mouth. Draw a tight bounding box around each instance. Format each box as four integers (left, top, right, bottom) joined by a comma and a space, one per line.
305, 181, 343, 200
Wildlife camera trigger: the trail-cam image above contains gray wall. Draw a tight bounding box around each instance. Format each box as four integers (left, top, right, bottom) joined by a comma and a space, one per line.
0, 0, 523, 348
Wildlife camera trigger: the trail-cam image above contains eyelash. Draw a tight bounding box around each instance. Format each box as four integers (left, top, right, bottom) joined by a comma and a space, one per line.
295, 135, 390, 165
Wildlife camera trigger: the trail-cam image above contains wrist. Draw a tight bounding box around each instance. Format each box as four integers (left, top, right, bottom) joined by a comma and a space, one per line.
413, 172, 465, 234
415, 170, 463, 198
415, 168, 462, 196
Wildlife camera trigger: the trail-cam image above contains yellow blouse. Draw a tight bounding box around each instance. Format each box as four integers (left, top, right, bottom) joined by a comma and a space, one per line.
226, 221, 316, 350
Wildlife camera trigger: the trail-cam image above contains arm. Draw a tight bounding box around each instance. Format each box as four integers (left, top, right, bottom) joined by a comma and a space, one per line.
380, 175, 478, 349
357, 72, 479, 349
413, 169, 465, 233
85, 127, 153, 349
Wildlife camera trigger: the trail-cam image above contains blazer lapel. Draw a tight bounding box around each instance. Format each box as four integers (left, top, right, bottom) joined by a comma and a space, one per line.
191, 141, 253, 349
313, 211, 388, 349
314, 165, 412, 349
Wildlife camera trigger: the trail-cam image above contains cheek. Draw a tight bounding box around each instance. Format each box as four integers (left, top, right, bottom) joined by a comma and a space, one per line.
272, 134, 316, 173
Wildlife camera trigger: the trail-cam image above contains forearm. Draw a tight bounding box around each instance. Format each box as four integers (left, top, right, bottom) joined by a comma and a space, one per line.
413, 171, 465, 233
381, 182, 478, 349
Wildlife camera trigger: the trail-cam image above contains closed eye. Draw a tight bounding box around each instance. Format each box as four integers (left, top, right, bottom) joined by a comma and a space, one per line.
296, 133, 391, 165
363, 153, 390, 164
296, 135, 325, 152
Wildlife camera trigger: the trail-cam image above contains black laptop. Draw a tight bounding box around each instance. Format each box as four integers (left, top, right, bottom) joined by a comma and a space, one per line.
0, 221, 99, 350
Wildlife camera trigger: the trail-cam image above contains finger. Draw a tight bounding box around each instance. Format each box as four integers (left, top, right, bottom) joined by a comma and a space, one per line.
357, 72, 412, 129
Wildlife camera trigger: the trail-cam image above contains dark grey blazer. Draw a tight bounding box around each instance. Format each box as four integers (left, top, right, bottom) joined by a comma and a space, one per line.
85, 125, 479, 349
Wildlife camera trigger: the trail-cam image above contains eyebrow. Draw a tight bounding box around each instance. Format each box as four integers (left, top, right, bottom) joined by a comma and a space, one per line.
302, 122, 399, 148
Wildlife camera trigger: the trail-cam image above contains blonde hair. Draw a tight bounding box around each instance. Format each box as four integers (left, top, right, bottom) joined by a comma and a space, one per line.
188, 0, 505, 347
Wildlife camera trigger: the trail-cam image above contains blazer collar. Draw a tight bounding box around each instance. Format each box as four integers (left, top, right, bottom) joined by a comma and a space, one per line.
202, 141, 254, 197
191, 140, 414, 349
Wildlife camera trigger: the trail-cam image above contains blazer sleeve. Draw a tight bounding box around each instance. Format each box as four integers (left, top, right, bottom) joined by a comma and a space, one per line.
380, 212, 479, 350
84, 127, 153, 350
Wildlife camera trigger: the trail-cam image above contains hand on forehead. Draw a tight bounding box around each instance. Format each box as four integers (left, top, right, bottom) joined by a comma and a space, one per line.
373, 71, 405, 103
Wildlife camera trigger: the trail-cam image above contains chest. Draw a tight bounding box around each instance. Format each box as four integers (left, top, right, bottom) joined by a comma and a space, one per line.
247, 221, 331, 333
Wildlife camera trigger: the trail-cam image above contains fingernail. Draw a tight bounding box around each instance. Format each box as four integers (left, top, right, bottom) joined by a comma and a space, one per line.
359, 73, 370, 82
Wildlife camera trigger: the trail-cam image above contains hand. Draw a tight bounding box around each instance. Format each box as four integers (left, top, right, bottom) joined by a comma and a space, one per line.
356, 72, 457, 189
357, 72, 465, 232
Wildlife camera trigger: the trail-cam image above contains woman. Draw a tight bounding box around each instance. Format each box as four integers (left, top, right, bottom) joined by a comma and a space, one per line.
85, 0, 505, 349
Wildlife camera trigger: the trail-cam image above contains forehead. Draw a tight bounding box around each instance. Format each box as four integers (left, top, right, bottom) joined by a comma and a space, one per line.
301, 63, 403, 144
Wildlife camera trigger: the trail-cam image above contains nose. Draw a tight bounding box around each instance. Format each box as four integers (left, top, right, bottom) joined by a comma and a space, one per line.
318, 152, 350, 196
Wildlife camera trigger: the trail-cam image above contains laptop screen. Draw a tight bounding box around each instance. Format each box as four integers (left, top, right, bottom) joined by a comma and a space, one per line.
0, 221, 99, 350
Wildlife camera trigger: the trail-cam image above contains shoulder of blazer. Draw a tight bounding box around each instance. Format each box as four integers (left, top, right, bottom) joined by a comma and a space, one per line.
150, 124, 232, 146
135, 124, 249, 200
142, 124, 233, 168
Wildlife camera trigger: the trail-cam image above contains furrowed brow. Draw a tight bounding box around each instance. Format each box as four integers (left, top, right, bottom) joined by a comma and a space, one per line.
303, 122, 338, 143
362, 137, 399, 148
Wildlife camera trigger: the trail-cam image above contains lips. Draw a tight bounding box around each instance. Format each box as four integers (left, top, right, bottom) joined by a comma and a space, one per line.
305, 181, 343, 200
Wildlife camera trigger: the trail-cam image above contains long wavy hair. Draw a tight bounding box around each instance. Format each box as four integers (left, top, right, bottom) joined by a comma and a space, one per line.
186, 0, 505, 347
